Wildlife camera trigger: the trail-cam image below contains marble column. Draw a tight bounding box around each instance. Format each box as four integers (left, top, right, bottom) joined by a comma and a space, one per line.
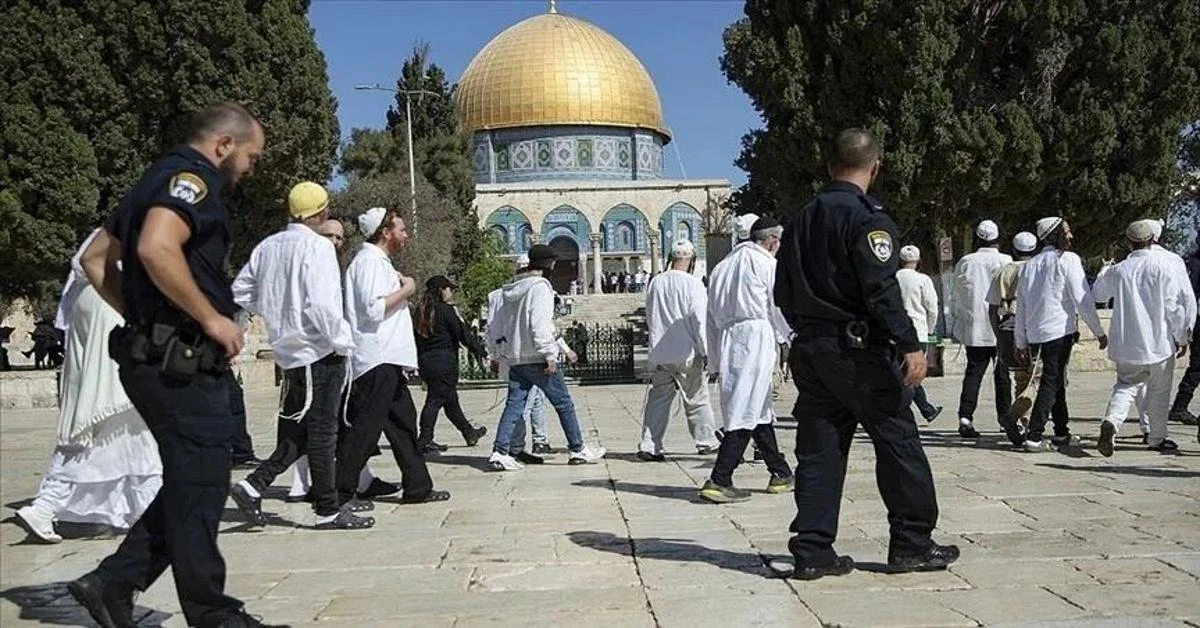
648, 230, 661, 274
590, 232, 603, 294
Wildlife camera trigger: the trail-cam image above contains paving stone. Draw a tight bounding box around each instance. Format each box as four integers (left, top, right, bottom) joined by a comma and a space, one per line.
798, 590, 976, 627
649, 591, 822, 628
1046, 582, 1199, 616
1068, 557, 1200, 585
929, 586, 1089, 624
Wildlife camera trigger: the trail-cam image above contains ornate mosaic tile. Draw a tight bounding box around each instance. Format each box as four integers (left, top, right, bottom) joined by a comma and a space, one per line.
512, 141, 534, 170
637, 142, 652, 171
554, 138, 575, 168
617, 140, 631, 168
595, 138, 616, 169
577, 138, 594, 168
473, 143, 490, 173
496, 144, 510, 171
536, 139, 552, 168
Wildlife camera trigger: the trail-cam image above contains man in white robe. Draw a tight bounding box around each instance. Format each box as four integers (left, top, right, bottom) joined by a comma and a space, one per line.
16, 230, 162, 543
1094, 220, 1196, 456
948, 220, 1012, 438
637, 239, 720, 460
896, 245, 942, 421
701, 216, 793, 503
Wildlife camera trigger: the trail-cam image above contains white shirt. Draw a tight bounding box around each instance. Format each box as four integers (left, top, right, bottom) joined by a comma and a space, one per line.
1092, 249, 1196, 364
231, 224, 353, 370
949, 247, 1011, 346
896, 268, 939, 342
343, 243, 417, 379
1014, 246, 1105, 348
1150, 243, 1189, 277
646, 269, 708, 366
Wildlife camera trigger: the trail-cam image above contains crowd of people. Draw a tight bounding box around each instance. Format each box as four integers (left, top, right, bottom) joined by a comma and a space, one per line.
8, 106, 1198, 626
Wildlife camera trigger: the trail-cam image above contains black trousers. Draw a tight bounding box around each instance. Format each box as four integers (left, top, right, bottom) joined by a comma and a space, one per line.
97, 359, 242, 628
912, 385, 937, 417
1171, 320, 1200, 414
1027, 334, 1075, 441
245, 354, 345, 516
788, 337, 939, 564
957, 346, 1012, 423
224, 370, 256, 462
710, 423, 791, 486
417, 353, 473, 446
336, 364, 432, 503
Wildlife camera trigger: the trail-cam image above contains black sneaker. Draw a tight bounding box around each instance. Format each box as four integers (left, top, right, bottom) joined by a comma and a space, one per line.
67, 571, 136, 628
998, 414, 1024, 447
464, 425, 488, 447
636, 451, 666, 462
958, 423, 980, 438
419, 442, 445, 456
1148, 438, 1179, 453
696, 445, 716, 455
887, 543, 960, 573
1098, 422, 1116, 457
513, 451, 545, 465
314, 510, 375, 530
215, 611, 291, 627
230, 483, 267, 526
231, 457, 264, 471
1170, 409, 1198, 425
284, 490, 313, 504
769, 555, 856, 580
357, 478, 400, 499
531, 442, 555, 455
399, 489, 451, 504
922, 406, 943, 422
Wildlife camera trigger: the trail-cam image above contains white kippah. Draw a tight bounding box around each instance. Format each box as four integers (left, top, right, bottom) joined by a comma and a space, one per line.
1012, 231, 1037, 253
899, 245, 920, 262
976, 220, 999, 241
515, 253, 530, 269
670, 239, 695, 259
1126, 219, 1156, 243
734, 213, 759, 241
357, 207, 387, 237
1149, 219, 1164, 241
1036, 217, 1063, 241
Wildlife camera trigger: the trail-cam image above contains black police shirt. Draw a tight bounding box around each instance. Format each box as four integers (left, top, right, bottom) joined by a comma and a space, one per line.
104, 145, 236, 326
774, 180, 921, 353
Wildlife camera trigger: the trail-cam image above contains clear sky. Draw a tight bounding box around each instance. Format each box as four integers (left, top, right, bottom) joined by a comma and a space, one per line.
309, 0, 759, 185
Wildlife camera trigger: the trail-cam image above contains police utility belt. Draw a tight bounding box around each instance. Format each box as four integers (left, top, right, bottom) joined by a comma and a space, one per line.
110, 318, 229, 380
793, 319, 886, 351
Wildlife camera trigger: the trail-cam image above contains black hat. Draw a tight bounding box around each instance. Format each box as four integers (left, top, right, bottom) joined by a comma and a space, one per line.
426, 275, 457, 291
528, 244, 558, 263
750, 215, 780, 232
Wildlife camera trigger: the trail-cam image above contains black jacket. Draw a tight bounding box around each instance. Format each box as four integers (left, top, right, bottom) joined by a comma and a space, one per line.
415, 302, 487, 362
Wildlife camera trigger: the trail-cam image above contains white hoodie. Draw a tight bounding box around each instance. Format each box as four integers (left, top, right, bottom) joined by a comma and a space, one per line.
488, 274, 559, 366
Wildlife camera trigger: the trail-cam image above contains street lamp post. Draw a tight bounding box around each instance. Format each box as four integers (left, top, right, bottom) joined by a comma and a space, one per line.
354, 83, 438, 230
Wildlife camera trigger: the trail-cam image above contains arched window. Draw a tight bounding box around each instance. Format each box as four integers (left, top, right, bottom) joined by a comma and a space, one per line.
490, 225, 509, 247
616, 221, 635, 251
518, 223, 533, 252
677, 221, 693, 244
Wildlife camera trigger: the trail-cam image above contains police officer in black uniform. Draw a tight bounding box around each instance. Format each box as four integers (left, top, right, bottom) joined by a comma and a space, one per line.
773, 128, 958, 580
69, 103, 284, 628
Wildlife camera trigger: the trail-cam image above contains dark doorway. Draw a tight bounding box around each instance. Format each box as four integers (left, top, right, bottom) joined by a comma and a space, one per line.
548, 236, 581, 294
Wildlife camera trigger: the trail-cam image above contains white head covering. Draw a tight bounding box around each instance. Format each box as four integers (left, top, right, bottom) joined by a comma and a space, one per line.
670, 239, 695, 259
1148, 219, 1164, 242
734, 213, 759, 241
899, 245, 920, 263
1126, 219, 1157, 243
357, 207, 387, 237
976, 220, 1000, 242
1012, 231, 1037, 253
515, 253, 530, 269
1036, 217, 1064, 241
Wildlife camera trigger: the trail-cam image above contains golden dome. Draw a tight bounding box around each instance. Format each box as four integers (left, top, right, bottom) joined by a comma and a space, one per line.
456, 10, 670, 139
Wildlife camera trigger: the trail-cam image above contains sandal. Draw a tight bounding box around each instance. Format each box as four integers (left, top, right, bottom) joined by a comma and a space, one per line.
341, 497, 374, 512
315, 510, 375, 530
399, 489, 451, 504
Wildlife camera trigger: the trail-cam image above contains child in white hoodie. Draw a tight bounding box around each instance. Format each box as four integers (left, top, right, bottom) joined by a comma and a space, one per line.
486, 244, 606, 470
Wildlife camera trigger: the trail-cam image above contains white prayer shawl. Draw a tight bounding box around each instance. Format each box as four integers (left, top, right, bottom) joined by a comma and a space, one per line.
55, 229, 101, 332
949, 247, 1011, 346
1091, 249, 1196, 365
897, 268, 939, 341
706, 242, 789, 431
56, 284, 137, 447
646, 269, 707, 366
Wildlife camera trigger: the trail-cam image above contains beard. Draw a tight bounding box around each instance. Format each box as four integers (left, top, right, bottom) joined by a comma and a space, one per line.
218, 156, 241, 188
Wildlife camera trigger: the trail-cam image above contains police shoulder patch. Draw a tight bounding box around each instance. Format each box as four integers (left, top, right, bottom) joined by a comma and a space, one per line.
867, 230, 893, 262
168, 172, 207, 205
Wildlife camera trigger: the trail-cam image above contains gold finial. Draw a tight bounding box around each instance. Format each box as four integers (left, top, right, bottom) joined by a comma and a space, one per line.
548, 0, 557, 13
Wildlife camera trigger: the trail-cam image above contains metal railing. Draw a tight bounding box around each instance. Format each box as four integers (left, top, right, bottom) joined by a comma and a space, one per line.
459, 323, 637, 384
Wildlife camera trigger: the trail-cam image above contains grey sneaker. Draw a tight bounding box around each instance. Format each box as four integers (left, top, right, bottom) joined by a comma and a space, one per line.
699, 480, 752, 503
1023, 439, 1055, 453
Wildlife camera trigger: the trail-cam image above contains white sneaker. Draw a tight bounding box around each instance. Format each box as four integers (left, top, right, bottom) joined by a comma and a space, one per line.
16, 506, 62, 543
1023, 439, 1055, 453
568, 446, 607, 465
487, 452, 523, 471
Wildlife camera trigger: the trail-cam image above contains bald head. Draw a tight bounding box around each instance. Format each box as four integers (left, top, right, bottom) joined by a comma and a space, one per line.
828, 128, 881, 174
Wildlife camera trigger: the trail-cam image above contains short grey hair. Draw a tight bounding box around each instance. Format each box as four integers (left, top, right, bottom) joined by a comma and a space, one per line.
751, 226, 783, 243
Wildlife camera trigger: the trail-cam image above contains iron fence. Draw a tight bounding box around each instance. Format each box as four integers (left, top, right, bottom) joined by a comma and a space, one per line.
459, 322, 636, 384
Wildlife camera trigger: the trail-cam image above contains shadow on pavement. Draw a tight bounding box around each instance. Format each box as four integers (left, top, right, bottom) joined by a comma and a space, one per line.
566, 530, 769, 576
0, 581, 172, 627
572, 478, 704, 503
1035, 462, 1200, 479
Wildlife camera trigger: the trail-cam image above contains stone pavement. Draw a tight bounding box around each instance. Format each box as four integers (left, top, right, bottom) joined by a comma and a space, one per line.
1, 371, 1199, 627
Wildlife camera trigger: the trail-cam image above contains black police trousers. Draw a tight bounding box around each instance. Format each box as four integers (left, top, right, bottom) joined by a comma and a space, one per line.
336, 364, 433, 503
245, 354, 345, 517
417, 351, 474, 447
1171, 320, 1200, 414
788, 337, 939, 564
224, 370, 257, 463
97, 359, 242, 627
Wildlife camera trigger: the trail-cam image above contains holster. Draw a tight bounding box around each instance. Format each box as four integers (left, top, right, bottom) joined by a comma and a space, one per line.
109, 320, 227, 381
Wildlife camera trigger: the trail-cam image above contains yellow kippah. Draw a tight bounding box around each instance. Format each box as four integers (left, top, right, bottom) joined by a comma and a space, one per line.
288, 181, 329, 219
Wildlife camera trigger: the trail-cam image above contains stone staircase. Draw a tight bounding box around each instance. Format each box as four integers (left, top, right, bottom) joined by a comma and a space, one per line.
558, 293, 644, 326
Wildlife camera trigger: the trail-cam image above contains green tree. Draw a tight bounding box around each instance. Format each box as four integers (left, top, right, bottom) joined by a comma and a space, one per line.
722, 0, 1200, 260
456, 233, 513, 324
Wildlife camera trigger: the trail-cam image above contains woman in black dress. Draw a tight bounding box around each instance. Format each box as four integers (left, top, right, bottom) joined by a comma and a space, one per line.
414, 275, 489, 454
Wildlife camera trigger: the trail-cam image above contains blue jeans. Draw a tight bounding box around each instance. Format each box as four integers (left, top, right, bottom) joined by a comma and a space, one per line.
511, 386, 548, 454
494, 364, 583, 455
